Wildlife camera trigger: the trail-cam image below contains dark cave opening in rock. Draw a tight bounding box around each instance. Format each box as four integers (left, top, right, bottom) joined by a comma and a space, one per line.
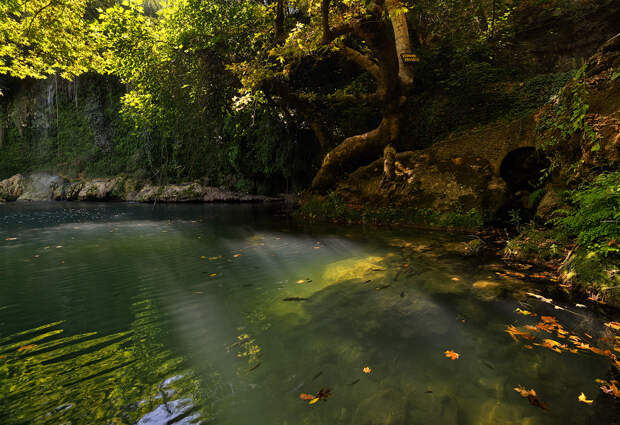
500, 147, 550, 193
496, 147, 550, 223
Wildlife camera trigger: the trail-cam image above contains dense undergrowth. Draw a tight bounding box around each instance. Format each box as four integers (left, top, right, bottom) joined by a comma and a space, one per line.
503, 59, 620, 304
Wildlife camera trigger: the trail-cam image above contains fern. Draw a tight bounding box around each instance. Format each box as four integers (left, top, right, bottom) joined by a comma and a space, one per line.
552, 171, 620, 257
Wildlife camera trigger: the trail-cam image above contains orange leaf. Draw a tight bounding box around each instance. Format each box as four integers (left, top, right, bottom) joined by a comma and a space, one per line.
300, 393, 315, 400
514, 385, 536, 398
444, 350, 460, 360
17, 345, 36, 352
363, 366, 371, 374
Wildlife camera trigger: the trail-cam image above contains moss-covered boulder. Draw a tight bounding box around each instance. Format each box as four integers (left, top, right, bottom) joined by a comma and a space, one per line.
334, 152, 508, 217
0, 174, 26, 201
16, 173, 64, 201
77, 178, 126, 201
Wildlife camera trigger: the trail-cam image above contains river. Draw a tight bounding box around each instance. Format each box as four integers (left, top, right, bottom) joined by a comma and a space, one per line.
0, 202, 617, 424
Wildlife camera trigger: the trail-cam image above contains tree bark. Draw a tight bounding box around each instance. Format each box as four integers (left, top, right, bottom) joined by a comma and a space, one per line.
311, 108, 400, 191
385, 0, 414, 89
275, 0, 285, 43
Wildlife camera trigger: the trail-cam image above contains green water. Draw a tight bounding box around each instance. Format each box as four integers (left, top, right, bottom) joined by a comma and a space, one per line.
1, 203, 618, 424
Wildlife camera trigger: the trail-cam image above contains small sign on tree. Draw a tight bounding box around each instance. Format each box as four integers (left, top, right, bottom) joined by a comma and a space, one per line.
400, 53, 419, 63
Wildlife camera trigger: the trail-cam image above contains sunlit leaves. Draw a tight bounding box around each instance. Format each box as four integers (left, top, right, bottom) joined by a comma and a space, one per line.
0, 0, 97, 79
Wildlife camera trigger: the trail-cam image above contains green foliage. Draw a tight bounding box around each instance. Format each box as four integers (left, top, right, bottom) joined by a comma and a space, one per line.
0, 0, 97, 80
535, 65, 600, 177
297, 194, 483, 228
552, 171, 620, 258
504, 225, 566, 261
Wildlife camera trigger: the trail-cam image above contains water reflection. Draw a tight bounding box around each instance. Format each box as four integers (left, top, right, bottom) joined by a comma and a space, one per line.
0, 299, 207, 424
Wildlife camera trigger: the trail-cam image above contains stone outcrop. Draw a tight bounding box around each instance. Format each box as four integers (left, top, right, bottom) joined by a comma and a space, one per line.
334, 150, 510, 216
0, 174, 26, 201
0, 173, 283, 203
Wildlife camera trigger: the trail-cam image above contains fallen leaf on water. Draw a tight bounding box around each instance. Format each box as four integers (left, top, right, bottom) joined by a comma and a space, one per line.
600, 382, 620, 398
505, 325, 535, 342
444, 350, 460, 360
200, 256, 206, 259
514, 385, 536, 398
18, 345, 37, 352
209, 273, 217, 277
576, 304, 586, 308
5, 237, 17, 241
450, 277, 460, 281
604, 322, 620, 331
208, 256, 222, 261
534, 339, 566, 354
301, 388, 332, 405
514, 386, 548, 410
55, 245, 62, 249
234, 254, 241, 258
578, 392, 593, 405
526, 292, 553, 304
363, 366, 371, 374
296, 280, 305, 284
515, 308, 535, 316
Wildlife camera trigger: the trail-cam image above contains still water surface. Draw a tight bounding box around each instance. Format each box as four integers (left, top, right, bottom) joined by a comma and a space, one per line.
0, 202, 618, 424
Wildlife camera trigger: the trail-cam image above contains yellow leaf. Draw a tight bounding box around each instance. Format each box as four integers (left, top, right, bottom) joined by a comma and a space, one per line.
309, 398, 320, 404
578, 392, 593, 404
604, 322, 620, 331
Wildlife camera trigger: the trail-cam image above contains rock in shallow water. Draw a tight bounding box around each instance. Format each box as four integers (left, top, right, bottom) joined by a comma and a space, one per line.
0, 173, 26, 201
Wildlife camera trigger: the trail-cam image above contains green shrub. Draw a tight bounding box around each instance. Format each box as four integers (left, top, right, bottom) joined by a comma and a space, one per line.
552, 171, 620, 258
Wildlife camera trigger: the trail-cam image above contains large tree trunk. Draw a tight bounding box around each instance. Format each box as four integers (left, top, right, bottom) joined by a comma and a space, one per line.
385, 0, 414, 89
311, 108, 400, 191
306, 0, 413, 192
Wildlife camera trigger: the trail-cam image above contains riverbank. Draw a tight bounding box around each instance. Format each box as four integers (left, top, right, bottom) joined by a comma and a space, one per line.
0, 173, 285, 203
